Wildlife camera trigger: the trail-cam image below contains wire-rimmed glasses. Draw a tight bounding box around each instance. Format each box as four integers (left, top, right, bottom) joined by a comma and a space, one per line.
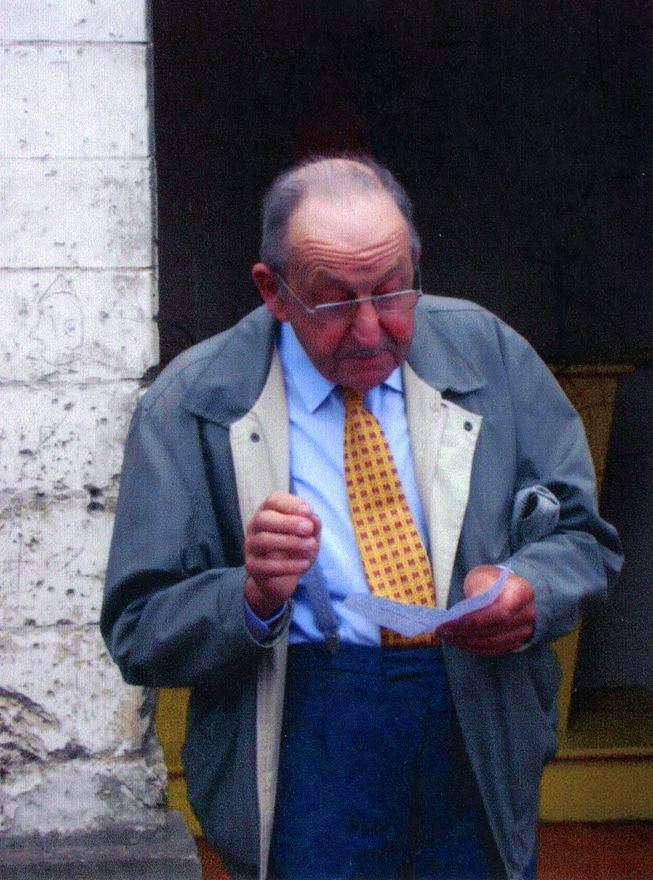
275, 268, 422, 325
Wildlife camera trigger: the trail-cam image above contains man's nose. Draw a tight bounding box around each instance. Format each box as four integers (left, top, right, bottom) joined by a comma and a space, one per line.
349, 300, 382, 347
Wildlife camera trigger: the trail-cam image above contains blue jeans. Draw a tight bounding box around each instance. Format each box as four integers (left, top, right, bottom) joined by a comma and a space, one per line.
268, 643, 536, 880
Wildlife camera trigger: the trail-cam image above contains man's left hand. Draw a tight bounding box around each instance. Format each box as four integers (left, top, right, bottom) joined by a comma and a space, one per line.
437, 565, 535, 656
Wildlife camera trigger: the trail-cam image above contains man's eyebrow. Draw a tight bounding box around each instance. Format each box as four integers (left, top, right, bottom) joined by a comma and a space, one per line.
314, 265, 405, 290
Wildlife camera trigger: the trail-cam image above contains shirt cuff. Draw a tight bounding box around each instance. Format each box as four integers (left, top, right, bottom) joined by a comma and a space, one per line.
243, 598, 290, 643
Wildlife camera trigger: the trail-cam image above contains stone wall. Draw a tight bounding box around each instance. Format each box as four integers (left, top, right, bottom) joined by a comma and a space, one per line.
0, 4, 197, 869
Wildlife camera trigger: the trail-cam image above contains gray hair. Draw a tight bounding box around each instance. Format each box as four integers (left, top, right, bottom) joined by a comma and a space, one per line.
259, 155, 422, 273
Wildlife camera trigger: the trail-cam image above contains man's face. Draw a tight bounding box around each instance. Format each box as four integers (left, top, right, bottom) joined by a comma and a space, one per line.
264, 191, 416, 392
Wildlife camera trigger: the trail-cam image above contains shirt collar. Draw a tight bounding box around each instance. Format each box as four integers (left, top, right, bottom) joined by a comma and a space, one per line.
279, 322, 402, 413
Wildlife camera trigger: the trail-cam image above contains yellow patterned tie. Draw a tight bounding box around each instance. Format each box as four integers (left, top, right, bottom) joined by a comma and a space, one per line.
343, 388, 440, 647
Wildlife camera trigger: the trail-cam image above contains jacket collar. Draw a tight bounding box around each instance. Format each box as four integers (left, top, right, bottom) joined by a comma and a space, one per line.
180, 306, 278, 425
406, 296, 487, 395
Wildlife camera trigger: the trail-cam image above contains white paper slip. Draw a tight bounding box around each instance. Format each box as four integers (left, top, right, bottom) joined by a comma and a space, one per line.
343, 567, 511, 637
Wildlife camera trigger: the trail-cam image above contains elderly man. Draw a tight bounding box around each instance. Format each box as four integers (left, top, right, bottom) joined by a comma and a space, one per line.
101, 156, 621, 880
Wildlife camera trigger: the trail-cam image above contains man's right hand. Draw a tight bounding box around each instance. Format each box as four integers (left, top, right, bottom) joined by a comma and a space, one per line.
244, 491, 320, 619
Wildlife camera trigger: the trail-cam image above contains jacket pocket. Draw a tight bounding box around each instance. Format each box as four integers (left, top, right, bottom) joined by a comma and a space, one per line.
525, 645, 561, 762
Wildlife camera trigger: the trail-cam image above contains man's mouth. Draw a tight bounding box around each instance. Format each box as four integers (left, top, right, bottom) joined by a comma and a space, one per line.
340, 349, 390, 361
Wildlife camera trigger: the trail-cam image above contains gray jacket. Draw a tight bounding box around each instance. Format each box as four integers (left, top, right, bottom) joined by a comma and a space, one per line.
102, 296, 622, 879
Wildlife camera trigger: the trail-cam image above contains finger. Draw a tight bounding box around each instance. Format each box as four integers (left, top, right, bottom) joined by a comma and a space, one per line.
466, 630, 533, 655
261, 491, 314, 517
439, 589, 535, 632
246, 529, 318, 558
440, 603, 535, 643
246, 554, 314, 579
461, 579, 535, 626
310, 512, 322, 540
452, 598, 535, 635
463, 564, 502, 597
248, 507, 317, 538
443, 624, 534, 655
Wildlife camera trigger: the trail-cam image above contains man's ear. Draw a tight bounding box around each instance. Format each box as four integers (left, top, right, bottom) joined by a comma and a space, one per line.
252, 263, 288, 322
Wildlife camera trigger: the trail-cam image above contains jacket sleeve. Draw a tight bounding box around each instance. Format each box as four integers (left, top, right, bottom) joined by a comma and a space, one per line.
497, 325, 623, 647
100, 395, 275, 688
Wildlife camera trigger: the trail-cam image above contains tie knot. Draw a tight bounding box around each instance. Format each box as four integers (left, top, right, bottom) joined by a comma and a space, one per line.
343, 387, 365, 414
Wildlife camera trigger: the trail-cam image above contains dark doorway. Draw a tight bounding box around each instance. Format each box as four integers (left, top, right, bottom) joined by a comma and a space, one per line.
152, 1, 652, 367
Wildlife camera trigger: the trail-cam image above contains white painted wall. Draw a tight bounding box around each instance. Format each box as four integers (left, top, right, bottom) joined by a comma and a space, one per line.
0, 0, 165, 836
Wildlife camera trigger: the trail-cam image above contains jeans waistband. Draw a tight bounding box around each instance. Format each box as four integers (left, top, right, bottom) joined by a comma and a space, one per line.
286, 640, 445, 678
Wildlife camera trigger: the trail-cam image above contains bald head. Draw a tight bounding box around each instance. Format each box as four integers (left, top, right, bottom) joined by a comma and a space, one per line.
259, 156, 421, 274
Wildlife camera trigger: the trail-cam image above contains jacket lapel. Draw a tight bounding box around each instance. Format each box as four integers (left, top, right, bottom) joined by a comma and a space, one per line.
404, 363, 482, 609
229, 349, 289, 526
229, 349, 290, 880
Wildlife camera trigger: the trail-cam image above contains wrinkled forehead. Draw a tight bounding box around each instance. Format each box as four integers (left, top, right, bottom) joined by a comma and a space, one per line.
285, 191, 411, 281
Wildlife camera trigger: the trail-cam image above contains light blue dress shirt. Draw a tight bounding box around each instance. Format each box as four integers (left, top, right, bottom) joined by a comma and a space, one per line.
277, 323, 431, 646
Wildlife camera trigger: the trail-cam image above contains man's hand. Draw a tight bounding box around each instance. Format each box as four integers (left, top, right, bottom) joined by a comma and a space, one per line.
244, 491, 320, 619
437, 565, 535, 656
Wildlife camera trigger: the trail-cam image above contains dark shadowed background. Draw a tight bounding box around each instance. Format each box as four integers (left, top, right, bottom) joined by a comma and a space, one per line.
152, 0, 651, 368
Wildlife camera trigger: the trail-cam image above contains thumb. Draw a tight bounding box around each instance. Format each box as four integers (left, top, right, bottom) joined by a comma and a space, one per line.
463, 564, 502, 598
